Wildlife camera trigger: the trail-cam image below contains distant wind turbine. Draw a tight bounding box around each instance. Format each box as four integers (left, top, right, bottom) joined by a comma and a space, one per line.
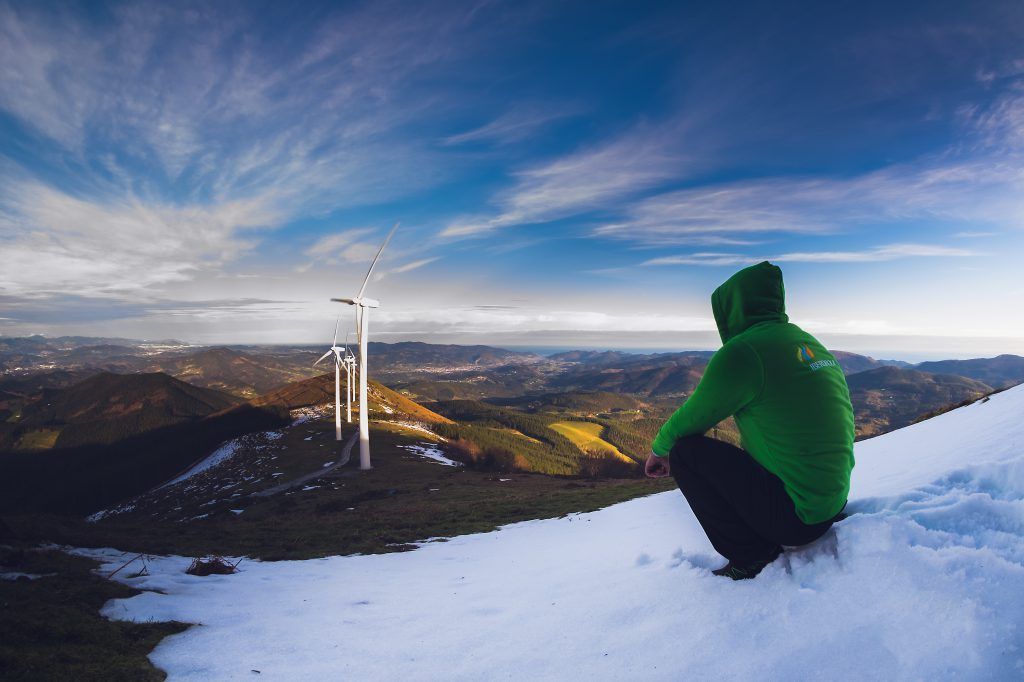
342, 332, 356, 424
313, 318, 346, 441
331, 222, 399, 470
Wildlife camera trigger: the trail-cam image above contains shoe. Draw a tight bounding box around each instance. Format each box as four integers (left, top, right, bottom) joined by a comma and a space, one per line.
712, 546, 782, 580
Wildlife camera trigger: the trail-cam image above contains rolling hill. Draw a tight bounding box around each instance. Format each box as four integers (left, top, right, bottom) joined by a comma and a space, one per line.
146, 347, 319, 398
550, 355, 709, 396
3, 372, 243, 450
845, 366, 993, 438
915, 354, 1024, 389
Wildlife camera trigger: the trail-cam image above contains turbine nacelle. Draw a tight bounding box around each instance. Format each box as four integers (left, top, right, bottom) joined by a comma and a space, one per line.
331, 296, 380, 308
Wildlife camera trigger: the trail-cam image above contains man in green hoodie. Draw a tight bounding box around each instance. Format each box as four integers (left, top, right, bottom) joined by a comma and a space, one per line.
645, 261, 855, 580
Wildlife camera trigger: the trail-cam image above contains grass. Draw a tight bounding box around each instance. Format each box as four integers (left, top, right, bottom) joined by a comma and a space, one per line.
11, 428, 60, 451
8, 428, 676, 561
548, 421, 633, 463
1, 413, 677, 678
0, 545, 188, 680
487, 426, 542, 444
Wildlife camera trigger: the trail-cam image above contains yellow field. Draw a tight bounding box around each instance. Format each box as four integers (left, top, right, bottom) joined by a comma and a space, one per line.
14, 428, 61, 451
548, 421, 633, 463
487, 427, 543, 444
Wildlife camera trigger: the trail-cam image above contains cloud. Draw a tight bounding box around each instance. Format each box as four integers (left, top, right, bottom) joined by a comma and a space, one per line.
960, 88, 1024, 151
443, 105, 578, 146
0, 181, 280, 297
304, 229, 379, 266
0, 1, 500, 298
373, 306, 716, 335
594, 182, 837, 244
596, 154, 1024, 247
440, 122, 689, 238
643, 243, 978, 266
388, 257, 440, 274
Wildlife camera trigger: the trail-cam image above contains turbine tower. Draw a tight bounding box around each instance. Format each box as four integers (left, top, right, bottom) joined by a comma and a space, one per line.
313, 318, 346, 441
332, 222, 399, 470
343, 333, 356, 424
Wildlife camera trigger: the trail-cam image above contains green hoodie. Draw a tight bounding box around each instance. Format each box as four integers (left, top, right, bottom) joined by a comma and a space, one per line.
651, 261, 855, 524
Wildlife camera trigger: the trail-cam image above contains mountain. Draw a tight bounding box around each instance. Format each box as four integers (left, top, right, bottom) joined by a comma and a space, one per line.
145, 347, 318, 398
0, 335, 192, 373
392, 363, 552, 401
831, 350, 912, 374
0, 401, 289, 516
487, 390, 650, 415
82, 384, 1024, 679
4, 372, 242, 450
550, 354, 710, 396
368, 342, 544, 372
0, 373, 452, 517
547, 350, 682, 366
251, 372, 452, 425
845, 366, 993, 438
915, 354, 1024, 389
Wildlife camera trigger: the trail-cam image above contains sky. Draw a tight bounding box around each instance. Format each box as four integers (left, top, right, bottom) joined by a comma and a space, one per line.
1, 0, 1023, 360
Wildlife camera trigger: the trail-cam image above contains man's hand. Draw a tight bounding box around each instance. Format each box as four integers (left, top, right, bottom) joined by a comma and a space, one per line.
644, 451, 671, 478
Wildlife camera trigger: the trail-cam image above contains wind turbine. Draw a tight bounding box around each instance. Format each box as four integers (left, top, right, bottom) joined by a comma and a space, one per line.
331, 222, 398, 470
342, 334, 356, 424
313, 318, 346, 441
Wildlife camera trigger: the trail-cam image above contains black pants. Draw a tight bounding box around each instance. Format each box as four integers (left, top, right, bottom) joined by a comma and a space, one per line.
669, 434, 841, 565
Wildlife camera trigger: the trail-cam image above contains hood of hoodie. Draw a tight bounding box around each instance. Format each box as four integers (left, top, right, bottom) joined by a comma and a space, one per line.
711, 261, 789, 344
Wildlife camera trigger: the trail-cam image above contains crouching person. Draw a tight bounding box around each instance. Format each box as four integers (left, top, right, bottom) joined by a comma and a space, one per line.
645, 261, 855, 580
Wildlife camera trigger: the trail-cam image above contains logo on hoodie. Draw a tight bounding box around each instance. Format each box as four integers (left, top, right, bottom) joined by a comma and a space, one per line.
797, 343, 838, 372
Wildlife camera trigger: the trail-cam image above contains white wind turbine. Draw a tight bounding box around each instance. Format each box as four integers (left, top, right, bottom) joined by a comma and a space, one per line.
313, 318, 347, 441
331, 222, 399, 470
342, 333, 356, 424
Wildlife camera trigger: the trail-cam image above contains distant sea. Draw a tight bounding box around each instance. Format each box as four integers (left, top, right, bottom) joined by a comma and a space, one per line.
499, 344, 983, 364
502, 345, 716, 357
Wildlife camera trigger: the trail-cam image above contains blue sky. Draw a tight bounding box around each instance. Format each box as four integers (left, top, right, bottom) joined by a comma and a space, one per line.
1, 0, 1023, 359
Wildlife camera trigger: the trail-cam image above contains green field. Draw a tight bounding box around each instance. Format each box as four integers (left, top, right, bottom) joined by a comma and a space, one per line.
548, 421, 632, 463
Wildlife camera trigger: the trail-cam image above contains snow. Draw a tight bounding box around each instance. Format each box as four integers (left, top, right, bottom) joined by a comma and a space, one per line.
381, 419, 444, 439
1, 571, 50, 581
79, 385, 1024, 680
396, 443, 462, 467
155, 441, 244, 491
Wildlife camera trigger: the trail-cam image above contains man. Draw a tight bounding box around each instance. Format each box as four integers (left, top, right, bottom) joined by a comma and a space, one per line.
645, 261, 855, 580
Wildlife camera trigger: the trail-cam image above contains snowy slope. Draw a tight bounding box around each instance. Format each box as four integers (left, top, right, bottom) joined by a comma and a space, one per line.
80, 385, 1024, 680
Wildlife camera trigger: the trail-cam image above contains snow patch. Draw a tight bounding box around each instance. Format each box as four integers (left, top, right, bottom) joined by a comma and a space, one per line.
1, 572, 50, 581
381, 420, 441, 438
397, 443, 462, 467
76, 385, 1024, 679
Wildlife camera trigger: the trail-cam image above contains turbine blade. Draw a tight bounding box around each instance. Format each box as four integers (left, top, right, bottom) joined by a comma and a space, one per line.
357, 221, 399, 299
333, 317, 340, 348
313, 350, 332, 366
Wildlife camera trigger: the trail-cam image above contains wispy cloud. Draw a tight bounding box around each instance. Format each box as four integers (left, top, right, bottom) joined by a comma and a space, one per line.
440, 122, 689, 238
0, 181, 279, 297
0, 0, 498, 297
597, 155, 1024, 247
952, 230, 997, 238
443, 105, 579, 146
304, 229, 379, 267
960, 88, 1024, 151
388, 257, 440, 274
644, 243, 978, 266
373, 306, 716, 334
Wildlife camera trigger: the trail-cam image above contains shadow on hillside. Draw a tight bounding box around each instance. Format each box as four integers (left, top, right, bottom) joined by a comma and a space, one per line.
0, 404, 290, 516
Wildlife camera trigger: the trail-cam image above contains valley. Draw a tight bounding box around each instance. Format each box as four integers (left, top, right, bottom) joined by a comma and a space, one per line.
1, 335, 1021, 546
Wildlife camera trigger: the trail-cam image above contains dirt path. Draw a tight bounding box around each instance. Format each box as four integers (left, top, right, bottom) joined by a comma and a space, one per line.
250, 430, 359, 498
